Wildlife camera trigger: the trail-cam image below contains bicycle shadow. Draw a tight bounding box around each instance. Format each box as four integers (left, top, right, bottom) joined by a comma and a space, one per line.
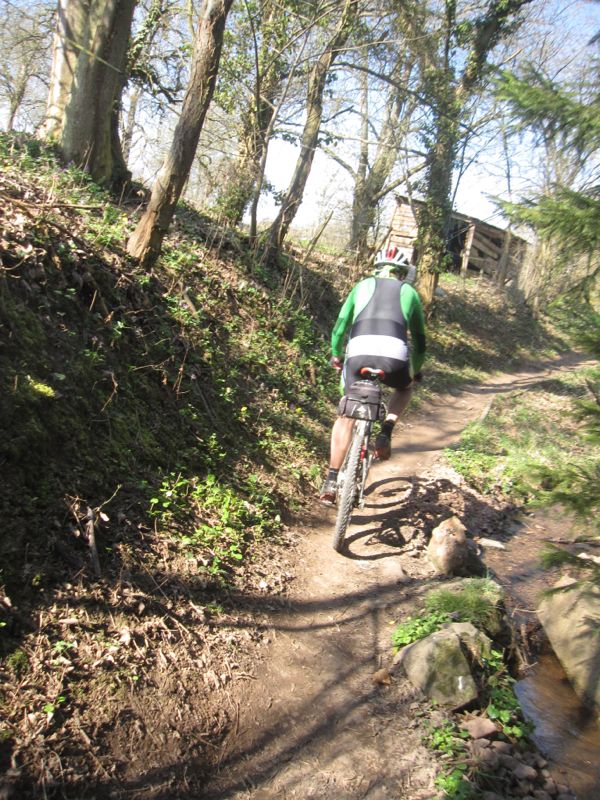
338, 475, 417, 560
337, 473, 510, 562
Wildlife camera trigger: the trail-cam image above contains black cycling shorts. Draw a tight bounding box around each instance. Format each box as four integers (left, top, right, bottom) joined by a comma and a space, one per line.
342, 355, 412, 395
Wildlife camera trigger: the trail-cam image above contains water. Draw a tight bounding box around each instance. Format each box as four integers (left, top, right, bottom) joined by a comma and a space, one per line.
483, 510, 600, 800
515, 650, 600, 800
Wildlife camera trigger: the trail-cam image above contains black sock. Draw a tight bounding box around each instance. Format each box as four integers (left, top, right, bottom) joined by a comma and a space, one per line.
327, 468, 339, 482
381, 420, 394, 438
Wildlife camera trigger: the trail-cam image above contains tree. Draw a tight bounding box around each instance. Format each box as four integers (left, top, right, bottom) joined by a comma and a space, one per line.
342, 53, 420, 260
0, 1, 53, 131
497, 68, 600, 254
39, 0, 137, 185
212, 0, 296, 225
127, 0, 234, 267
407, 0, 532, 308
494, 60, 600, 306
263, 0, 358, 260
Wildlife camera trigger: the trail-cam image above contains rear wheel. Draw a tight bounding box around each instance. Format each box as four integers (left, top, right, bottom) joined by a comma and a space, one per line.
333, 422, 365, 552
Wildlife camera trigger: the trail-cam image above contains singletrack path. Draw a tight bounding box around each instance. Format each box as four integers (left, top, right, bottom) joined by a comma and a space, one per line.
202, 353, 591, 800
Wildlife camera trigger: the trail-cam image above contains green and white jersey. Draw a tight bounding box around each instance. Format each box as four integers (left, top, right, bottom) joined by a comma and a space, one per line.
331, 276, 426, 375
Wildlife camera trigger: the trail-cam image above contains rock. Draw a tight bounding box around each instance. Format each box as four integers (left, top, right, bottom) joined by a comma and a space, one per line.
537, 577, 600, 710
483, 793, 504, 800
427, 517, 470, 576
533, 791, 552, 800
371, 668, 392, 685
393, 623, 491, 708
514, 763, 539, 781
490, 740, 513, 754
542, 779, 557, 795
514, 780, 533, 796
461, 716, 498, 739
478, 537, 506, 550
476, 748, 499, 769
498, 753, 520, 770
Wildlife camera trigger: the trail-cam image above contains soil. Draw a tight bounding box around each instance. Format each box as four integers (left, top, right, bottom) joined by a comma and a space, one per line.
200, 352, 594, 800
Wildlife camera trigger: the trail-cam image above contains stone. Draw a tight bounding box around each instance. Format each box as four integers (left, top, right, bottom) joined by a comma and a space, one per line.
542, 779, 557, 795
393, 623, 491, 708
533, 791, 552, 800
514, 764, 539, 781
482, 793, 504, 800
537, 578, 600, 710
498, 753, 520, 770
476, 748, 499, 769
461, 716, 498, 739
490, 740, 513, 754
427, 516, 484, 576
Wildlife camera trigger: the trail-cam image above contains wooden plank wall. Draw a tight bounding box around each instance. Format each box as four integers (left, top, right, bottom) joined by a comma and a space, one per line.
390, 197, 527, 279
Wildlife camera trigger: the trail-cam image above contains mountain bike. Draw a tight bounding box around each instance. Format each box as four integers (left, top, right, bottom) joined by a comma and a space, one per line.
333, 368, 386, 552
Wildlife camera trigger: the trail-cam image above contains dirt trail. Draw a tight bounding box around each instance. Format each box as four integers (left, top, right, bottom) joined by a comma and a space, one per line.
202, 354, 592, 800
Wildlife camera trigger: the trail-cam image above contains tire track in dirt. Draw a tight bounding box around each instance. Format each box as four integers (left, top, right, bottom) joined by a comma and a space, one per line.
201, 353, 594, 800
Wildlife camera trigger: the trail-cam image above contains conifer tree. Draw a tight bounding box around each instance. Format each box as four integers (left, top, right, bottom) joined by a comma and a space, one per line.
496, 67, 600, 259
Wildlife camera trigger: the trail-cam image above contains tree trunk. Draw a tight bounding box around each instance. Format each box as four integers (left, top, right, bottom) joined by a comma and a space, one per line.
40, 0, 136, 186
349, 56, 413, 260
127, 0, 233, 267
122, 86, 141, 164
264, 0, 356, 261
217, 78, 279, 225
415, 105, 458, 307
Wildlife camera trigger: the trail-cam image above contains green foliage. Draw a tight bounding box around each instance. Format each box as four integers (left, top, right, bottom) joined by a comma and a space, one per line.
424, 649, 533, 798
425, 721, 474, 800
0, 132, 334, 596
391, 611, 450, 650
499, 189, 600, 255
149, 471, 281, 578
424, 579, 500, 631
483, 648, 533, 741
6, 648, 29, 677
547, 299, 600, 357
496, 67, 600, 259
496, 68, 600, 154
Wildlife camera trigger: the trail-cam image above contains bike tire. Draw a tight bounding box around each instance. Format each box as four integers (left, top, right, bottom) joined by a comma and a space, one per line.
333, 421, 365, 552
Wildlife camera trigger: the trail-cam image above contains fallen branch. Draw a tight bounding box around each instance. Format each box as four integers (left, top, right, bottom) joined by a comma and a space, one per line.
0, 192, 104, 211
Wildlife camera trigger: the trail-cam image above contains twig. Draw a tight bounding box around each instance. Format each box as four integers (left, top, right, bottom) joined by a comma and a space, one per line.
84, 507, 102, 577
0, 192, 104, 211
100, 371, 119, 412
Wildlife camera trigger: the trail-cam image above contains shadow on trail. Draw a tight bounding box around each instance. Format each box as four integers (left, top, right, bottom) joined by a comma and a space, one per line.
197, 575, 426, 799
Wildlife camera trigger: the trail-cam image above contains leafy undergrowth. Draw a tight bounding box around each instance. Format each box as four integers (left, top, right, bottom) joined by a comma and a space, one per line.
0, 133, 576, 799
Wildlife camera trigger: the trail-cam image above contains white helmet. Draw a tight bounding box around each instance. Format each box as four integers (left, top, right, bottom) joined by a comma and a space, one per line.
373, 245, 416, 284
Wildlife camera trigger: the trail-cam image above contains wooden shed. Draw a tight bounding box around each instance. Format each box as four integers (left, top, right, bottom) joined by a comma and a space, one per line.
388, 195, 528, 282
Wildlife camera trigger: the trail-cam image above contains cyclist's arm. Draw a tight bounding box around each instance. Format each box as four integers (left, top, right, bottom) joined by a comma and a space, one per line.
401, 284, 426, 375
331, 287, 358, 357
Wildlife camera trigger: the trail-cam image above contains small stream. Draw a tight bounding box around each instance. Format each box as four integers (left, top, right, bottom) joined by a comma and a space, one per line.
483, 510, 600, 800
515, 650, 600, 799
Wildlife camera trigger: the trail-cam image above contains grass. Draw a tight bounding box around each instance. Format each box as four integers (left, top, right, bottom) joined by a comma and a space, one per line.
444, 366, 595, 500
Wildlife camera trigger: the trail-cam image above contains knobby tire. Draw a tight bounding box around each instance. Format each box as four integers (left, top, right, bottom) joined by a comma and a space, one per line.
333, 421, 365, 552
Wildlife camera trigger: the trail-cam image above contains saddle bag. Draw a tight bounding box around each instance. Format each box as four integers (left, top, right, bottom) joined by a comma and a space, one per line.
338, 380, 383, 421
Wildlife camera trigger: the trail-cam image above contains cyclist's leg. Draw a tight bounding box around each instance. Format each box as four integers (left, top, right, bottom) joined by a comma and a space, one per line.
320, 416, 354, 503
375, 363, 412, 459
330, 416, 354, 469
320, 359, 361, 504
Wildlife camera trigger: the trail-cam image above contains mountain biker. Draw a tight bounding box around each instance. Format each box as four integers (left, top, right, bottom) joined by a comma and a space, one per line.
319, 245, 426, 505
